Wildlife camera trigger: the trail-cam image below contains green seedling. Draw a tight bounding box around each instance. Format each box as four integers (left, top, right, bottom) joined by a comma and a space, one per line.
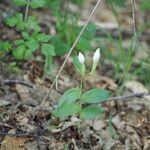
6, 12, 41, 32
4, 0, 56, 73
13, 0, 46, 9
0, 40, 12, 59
13, 32, 55, 71
0, 41, 12, 53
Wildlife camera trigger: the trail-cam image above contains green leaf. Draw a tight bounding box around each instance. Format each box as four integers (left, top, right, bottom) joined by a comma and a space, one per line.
13, 0, 27, 6
24, 50, 33, 60
26, 39, 39, 52
51, 36, 70, 55
140, 0, 150, 11
5, 13, 25, 30
13, 44, 35, 60
41, 44, 55, 56
22, 32, 30, 40
30, 0, 45, 9
107, 0, 126, 7
15, 39, 25, 46
81, 88, 110, 103
82, 23, 96, 40
45, 0, 61, 12
53, 103, 81, 118
5, 16, 18, 27
58, 88, 81, 108
37, 33, 51, 42
27, 16, 41, 32
0, 41, 12, 52
13, 45, 26, 60
29, 43, 39, 52
76, 37, 91, 52
80, 105, 104, 120
15, 13, 24, 21
17, 22, 26, 30
73, 56, 85, 75
15, 13, 26, 30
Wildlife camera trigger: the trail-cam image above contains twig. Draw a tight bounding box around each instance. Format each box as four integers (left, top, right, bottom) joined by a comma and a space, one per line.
40, 0, 103, 106
24, 0, 30, 22
4, 80, 33, 88
132, 0, 137, 36
0, 122, 14, 128
0, 131, 32, 138
107, 92, 150, 101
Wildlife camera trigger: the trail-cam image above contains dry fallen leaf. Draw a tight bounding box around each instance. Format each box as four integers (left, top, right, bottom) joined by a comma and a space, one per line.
0, 129, 28, 150
15, 84, 35, 105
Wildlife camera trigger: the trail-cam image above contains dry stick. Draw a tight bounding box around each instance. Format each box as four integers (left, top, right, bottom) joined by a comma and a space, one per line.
131, 0, 138, 52
24, 0, 30, 22
116, 0, 138, 94
4, 80, 33, 88
40, 0, 103, 106
0, 122, 14, 128
132, 0, 137, 36
0, 131, 37, 138
107, 92, 150, 101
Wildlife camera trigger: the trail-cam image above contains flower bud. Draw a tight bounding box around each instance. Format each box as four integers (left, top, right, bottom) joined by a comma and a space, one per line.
90, 48, 100, 75
78, 52, 85, 64
93, 48, 100, 63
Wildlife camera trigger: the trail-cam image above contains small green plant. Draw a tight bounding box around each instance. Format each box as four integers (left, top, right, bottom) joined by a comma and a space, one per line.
4, 0, 56, 73
13, 0, 46, 9
13, 31, 55, 71
0, 40, 12, 53
6, 13, 40, 32
53, 48, 111, 120
7, 62, 21, 73
0, 40, 12, 59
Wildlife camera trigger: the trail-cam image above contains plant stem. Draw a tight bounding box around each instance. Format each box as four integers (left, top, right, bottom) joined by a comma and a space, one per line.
80, 75, 84, 94
117, 0, 139, 94
25, 0, 30, 22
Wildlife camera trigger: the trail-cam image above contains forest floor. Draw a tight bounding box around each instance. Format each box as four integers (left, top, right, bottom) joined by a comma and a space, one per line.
0, 0, 150, 149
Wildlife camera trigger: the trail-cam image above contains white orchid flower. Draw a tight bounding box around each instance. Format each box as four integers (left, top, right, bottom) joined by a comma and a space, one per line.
93, 48, 100, 63
78, 52, 85, 64
90, 48, 101, 75
78, 52, 86, 76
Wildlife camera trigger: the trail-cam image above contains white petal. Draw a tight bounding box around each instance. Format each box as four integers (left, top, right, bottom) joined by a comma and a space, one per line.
78, 52, 85, 64
93, 48, 100, 63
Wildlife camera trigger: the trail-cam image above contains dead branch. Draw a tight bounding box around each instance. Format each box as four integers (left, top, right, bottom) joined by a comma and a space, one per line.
132, 0, 137, 36
0, 122, 14, 128
107, 92, 150, 101
3, 80, 33, 88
